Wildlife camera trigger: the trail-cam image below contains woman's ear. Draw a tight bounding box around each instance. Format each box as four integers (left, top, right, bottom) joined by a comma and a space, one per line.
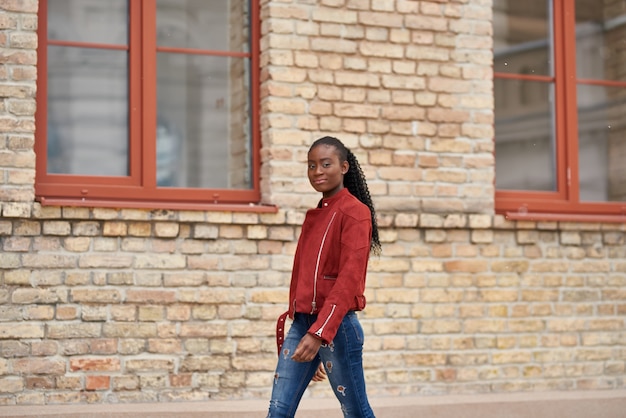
342, 161, 349, 175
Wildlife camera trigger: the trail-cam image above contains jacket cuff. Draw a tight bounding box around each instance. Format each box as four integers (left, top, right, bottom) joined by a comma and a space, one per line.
307, 328, 329, 345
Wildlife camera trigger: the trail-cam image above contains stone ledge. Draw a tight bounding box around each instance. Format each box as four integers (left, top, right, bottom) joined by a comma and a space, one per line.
1, 389, 625, 418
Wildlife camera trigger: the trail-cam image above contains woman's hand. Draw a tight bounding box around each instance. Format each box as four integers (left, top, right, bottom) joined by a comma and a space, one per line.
311, 362, 327, 382
291, 333, 322, 362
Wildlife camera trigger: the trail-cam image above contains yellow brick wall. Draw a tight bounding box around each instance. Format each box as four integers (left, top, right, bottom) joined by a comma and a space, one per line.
0, 0, 625, 407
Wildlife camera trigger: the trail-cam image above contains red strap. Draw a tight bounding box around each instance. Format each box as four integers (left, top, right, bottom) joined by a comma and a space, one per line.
276, 311, 289, 355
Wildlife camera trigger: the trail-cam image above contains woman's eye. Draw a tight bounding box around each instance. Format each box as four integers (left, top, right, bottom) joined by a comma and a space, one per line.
308, 164, 315, 169
323, 163, 330, 168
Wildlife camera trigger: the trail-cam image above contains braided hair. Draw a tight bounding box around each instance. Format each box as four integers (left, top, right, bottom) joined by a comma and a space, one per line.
309, 136, 382, 255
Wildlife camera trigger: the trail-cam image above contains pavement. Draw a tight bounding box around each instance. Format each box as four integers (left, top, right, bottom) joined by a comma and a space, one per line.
1, 389, 626, 417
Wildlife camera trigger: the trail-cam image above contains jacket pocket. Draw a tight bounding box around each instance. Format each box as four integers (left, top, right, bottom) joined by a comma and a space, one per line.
323, 274, 337, 280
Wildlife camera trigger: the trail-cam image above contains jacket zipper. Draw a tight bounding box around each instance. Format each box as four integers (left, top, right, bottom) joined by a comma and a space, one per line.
311, 211, 337, 314
314, 304, 336, 338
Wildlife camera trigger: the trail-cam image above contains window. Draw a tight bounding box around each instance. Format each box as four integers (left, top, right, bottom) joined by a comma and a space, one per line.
36, 0, 262, 210
494, 0, 626, 220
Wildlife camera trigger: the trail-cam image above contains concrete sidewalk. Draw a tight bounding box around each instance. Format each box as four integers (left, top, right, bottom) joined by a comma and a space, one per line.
1, 389, 626, 417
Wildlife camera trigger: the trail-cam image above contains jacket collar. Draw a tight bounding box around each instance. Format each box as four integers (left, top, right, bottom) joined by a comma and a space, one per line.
317, 187, 349, 208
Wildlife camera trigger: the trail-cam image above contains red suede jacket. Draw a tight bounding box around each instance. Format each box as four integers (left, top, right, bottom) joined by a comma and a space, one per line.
287, 188, 372, 344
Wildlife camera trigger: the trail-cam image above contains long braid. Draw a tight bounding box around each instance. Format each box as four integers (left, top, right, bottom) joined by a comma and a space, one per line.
309, 136, 382, 255
345, 150, 382, 255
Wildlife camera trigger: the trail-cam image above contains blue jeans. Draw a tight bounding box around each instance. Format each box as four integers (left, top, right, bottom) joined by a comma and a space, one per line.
267, 312, 375, 418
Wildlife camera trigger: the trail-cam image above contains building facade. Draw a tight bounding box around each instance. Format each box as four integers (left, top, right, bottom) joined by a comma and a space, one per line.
0, 0, 625, 408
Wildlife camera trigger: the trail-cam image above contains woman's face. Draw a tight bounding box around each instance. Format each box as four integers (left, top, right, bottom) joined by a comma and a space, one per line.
307, 144, 349, 198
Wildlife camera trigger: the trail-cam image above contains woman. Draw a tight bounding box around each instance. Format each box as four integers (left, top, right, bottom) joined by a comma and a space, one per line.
267, 136, 381, 418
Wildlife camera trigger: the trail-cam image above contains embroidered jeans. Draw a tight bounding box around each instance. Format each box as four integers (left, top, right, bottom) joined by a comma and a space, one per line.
267, 311, 375, 418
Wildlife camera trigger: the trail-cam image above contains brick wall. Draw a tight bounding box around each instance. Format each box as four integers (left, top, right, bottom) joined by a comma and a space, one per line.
0, 0, 625, 407
0, 0, 37, 204
260, 0, 494, 213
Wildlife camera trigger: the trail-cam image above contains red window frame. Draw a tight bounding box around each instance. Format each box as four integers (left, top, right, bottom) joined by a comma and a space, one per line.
495, 0, 626, 222
35, 0, 269, 212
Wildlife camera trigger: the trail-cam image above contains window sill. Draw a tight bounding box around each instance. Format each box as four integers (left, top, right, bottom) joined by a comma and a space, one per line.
505, 211, 626, 223
37, 197, 279, 213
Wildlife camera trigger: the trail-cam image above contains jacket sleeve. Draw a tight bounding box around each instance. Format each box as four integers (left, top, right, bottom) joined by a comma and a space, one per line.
288, 235, 303, 318
308, 209, 371, 343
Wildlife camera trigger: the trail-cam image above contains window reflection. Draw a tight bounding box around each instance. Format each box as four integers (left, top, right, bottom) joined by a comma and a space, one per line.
493, 0, 552, 76
46, 46, 128, 176
46, 0, 129, 176
495, 79, 556, 191
494, 0, 556, 191
576, 0, 626, 202
48, 0, 127, 44
156, 0, 252, 189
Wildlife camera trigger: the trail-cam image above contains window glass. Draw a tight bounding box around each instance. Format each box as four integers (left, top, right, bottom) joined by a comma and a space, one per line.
495, 79, 556, 191
493, 0, 552, 76
46, 0, 129, 176
156, 0, 252, 189
494, 0, 556, 191
48, 0, 127, 45
156, 54, 251, 188
156, 0, 249, 53
576, 0, 626, 202
47, 46, 128, 176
